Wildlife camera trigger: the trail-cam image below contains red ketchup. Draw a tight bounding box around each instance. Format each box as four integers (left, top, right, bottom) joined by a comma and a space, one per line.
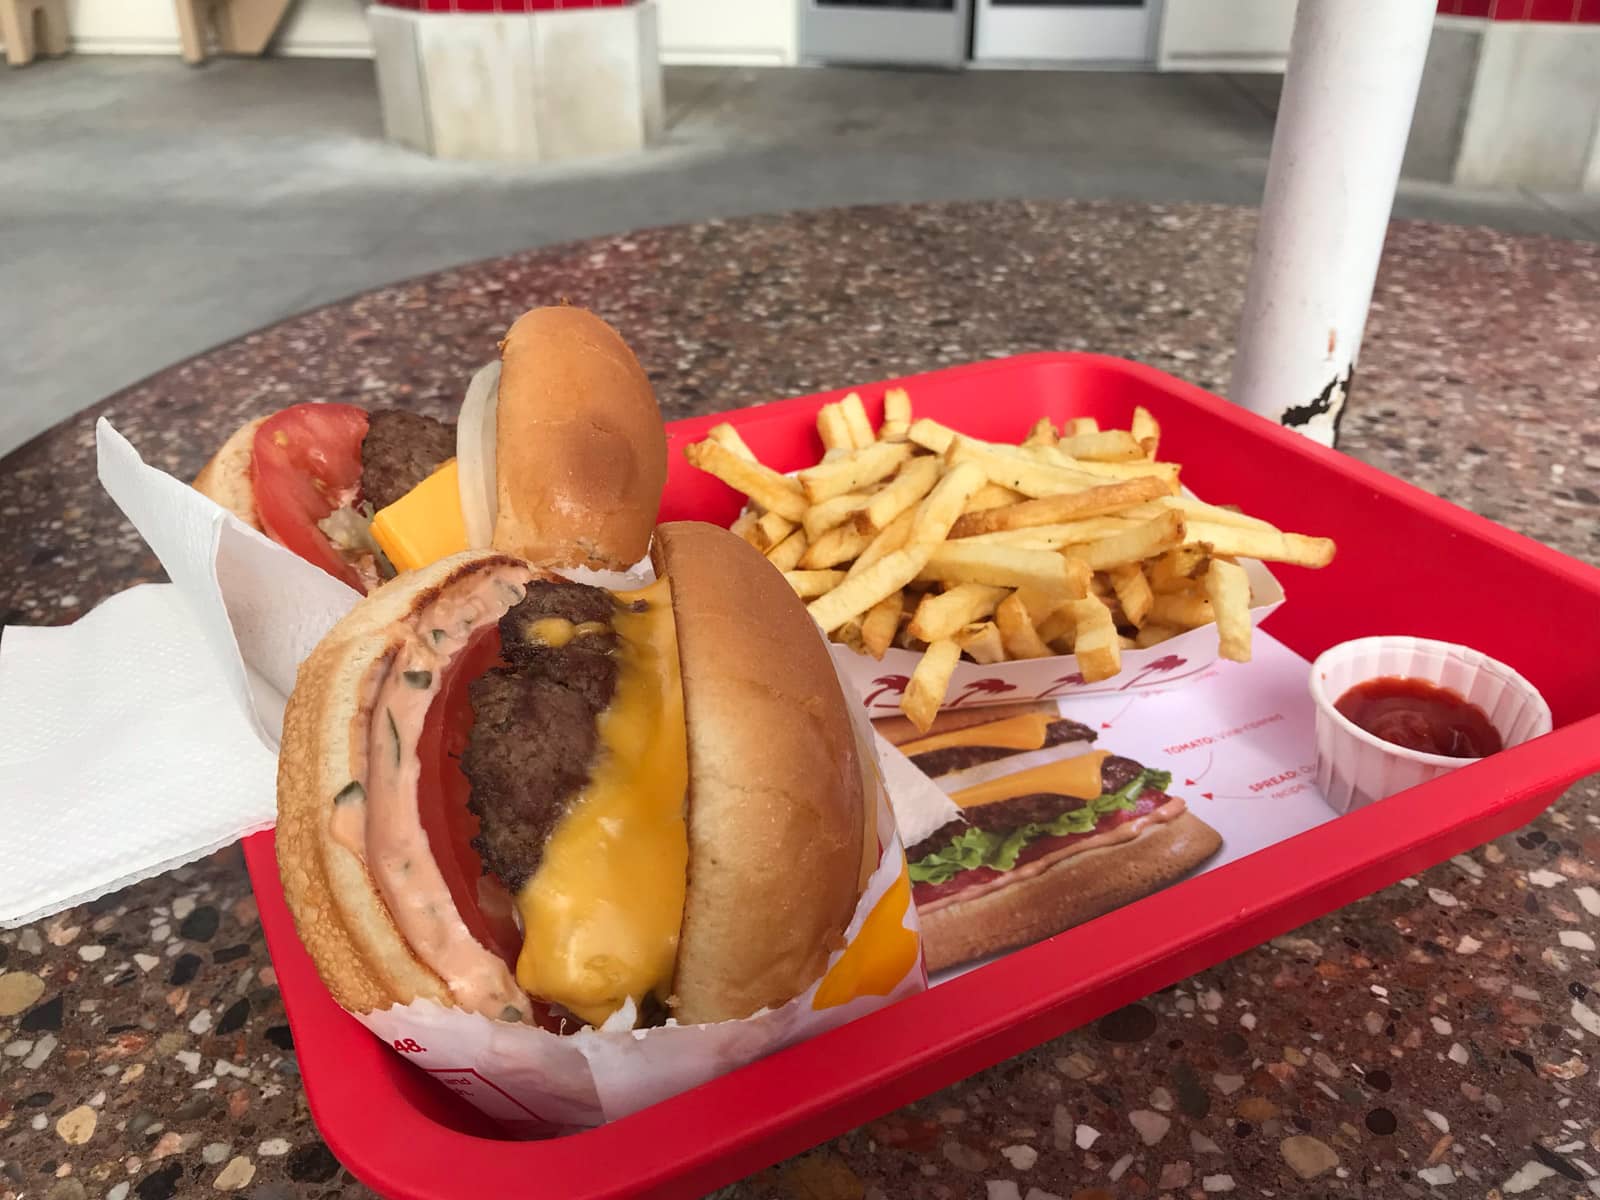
1334, 676, 1503, 758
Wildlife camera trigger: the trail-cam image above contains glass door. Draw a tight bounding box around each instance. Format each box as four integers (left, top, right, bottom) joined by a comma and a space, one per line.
799, 0, 973, 69
972, 0, 1156, 64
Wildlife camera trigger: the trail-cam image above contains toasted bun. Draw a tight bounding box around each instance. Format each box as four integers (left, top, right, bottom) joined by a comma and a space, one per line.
193, 416, 267, 531
918, 807, 1222, 974
653, 521, 868, 1024
276, 551, 536, 1016
493, 307, 666, 571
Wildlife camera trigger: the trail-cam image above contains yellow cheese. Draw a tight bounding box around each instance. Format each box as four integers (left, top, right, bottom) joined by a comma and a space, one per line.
369, 459, 469, 573
513, 578, 688, 1026
812, 865, 919, 1010
950, 749, 1110, 810
896, 713, 1062, 759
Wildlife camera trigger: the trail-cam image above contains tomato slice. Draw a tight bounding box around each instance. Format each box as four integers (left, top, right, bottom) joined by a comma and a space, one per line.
250, 403, 370, 591
416, 627, 524, 965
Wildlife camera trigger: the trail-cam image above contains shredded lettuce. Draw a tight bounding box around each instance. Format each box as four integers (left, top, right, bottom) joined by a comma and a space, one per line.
908, 767, 1171, 886
317, 503, 395, 579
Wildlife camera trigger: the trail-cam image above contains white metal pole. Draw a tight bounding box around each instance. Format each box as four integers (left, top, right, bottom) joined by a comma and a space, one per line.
1229, 0, 1436, 446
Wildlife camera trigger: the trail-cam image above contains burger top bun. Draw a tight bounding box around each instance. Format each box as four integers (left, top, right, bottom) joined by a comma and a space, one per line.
192, 415, 267, 531
653, 521, 867, 1024
493, 306, 667, 572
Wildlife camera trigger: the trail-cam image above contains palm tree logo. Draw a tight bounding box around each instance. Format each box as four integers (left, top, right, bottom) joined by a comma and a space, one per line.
946, 677, 1016, 708
1119, 653, 1189, 691
1035, 671, 1086, 700
864, 675, 909, 707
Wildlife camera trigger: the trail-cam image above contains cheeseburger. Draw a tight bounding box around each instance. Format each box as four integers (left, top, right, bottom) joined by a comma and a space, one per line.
276, 523, 876, 1029
195, 305, 665, 592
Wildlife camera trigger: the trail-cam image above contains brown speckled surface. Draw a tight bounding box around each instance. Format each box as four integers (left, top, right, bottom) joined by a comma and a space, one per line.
3, 201, 1599, 1200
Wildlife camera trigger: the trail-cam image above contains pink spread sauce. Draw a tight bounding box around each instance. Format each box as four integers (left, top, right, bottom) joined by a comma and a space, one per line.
329, 562, 535, 1020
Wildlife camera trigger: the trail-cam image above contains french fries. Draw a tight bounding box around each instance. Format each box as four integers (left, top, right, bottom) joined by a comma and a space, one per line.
683, 389, 1336, 724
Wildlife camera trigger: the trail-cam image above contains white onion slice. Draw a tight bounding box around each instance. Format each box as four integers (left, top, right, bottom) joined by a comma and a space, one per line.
456, 360, 501, 548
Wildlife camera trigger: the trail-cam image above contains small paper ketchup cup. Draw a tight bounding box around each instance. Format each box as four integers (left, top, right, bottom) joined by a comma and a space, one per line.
1308, 636, 1552, 815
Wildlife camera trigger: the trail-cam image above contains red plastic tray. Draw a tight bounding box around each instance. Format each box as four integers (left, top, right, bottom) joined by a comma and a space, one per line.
243, 353, 1600, 1200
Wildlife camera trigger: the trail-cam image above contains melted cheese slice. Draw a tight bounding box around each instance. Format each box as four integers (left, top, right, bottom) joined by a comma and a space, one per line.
370, 459, 470, 573
513, 578, 689, 1027
950, 749, 1111, 809
812, 866, 919, 1010
896, 713, 1062, 759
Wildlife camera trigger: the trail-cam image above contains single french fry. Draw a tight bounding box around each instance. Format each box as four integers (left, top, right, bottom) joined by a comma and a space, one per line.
947, 475, 1169, 538
883, 387, 912, 427
1184, 521, 1337, 569
838, 392, 877, 450
847, 507, 917, 579
1036, 606, 1077, 650
709, 422, 759, 463
685, 440, 809, 521
817, 404, 854, 453
1123, 496, 1277, 533
1134, 622, 1182, 648
751, 510, 796, 553
807, 546, 933, 633
1131, 405, 1160, 457
731, 508, 761, 545
1066, 417, 1099, 436
1052, 455, 1181, 490
1118, 635, 1139, 650
765, 528, 809, 572
861, 590, 904, 659
962, 482, 1026, 513
947, 437, 1105, 498
803, 491, 877, 541
1022, 417, 1058, 448
822, 447, 852, 463
909, 461, 986, 544
901, 638, 961, 733
995, 592, 1053, 660
784, 569, 848, 599
1073, 510, 1186, 572
1107, 562, 1155, 627
798, 441, 913, 503
1147, 547, 1212, 592
1069, 598, 1121, 682
834, 618, 865, 655
856, 455, 940, 533
916, 542, 1091, 598
906, 583, 1009, 643
1148, 589, 1217, 629
1011, 584, 1066, 625
1056, 429, 1145, 462
1205, 558, 1253, 662
954, 621, 1007, 665
801, 521, 873, 569
907, 418, 961, 456
959, 517, 1142, 550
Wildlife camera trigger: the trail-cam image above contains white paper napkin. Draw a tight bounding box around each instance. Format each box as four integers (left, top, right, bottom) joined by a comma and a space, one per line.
0, 585, 279, 926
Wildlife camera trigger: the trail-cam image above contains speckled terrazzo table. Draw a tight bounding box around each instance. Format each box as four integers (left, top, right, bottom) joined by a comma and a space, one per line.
3, 200, 1600, 1200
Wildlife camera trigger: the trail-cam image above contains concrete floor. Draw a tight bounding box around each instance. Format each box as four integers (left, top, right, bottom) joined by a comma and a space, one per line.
4, 56, 1599, 458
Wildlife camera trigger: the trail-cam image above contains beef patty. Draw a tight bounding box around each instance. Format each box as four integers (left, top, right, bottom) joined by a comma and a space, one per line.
907, 718, 1097, 779
461, 579, 623, 890
906, 755, 1153, 862
360, 410, 457, 510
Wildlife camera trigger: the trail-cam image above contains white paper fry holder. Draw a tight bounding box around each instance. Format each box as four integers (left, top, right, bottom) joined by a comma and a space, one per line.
833, 556, 1284, 716
346, 687, 925, 1136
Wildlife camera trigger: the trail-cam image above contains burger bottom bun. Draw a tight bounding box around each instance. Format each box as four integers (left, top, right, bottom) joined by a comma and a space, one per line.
918, 809, 1222, 974
193, 416, 267, 531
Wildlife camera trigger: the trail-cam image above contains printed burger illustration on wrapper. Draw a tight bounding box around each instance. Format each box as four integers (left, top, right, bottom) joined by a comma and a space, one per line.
268, 310, 923, 1133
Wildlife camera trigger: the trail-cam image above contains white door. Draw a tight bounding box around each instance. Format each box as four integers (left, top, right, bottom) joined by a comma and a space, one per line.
800, 0, 973, 68
973, 0, 1156, 65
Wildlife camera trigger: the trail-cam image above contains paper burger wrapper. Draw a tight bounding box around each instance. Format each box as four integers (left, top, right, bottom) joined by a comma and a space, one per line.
348, 658, 926, 1137
832, 556, 1284, 717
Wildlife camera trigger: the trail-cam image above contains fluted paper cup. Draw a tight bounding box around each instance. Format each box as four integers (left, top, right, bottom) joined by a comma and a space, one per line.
1308, 637, 1552, 815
